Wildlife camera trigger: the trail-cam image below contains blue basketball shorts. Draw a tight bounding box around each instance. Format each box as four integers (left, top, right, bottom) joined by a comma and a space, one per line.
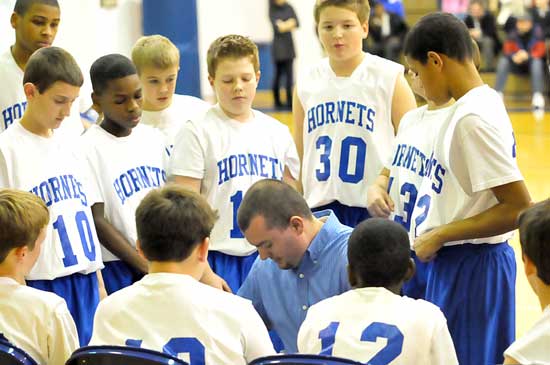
312, 201, 371, 227
102, 260, 144, 295
27, 271, 100, 346
425, 242, 516, 365
207, 251, 259, 293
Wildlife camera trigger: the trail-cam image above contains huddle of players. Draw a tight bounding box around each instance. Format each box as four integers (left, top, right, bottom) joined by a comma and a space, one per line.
0, 0, 546, 364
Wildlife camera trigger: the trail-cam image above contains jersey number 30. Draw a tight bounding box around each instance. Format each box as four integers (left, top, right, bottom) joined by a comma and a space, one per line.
316, 136, 366, 183
319, 321, 403, 365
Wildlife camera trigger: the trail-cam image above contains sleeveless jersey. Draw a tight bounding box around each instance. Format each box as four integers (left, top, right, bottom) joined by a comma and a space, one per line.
297, 53, 402, 208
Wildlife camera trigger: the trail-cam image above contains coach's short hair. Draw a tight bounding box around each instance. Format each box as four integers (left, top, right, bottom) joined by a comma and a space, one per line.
136, 185, 218, 262
23, 47, 83, 93
518, 200, 550, 285
0, 189, 49, 263
348, 218, 411, 288
131, 35, 180, 74
237, 179, 313, 232
206, 34, 259, 78
314, 0, 370, 25
90, 54, 137, 95
14, 0, 59, 16
404, 12, 474, 64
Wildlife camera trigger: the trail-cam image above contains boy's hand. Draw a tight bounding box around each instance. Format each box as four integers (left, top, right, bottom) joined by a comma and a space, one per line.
366, 184, 394, 218
200, 265, 232, 293
413, 228, 445, 262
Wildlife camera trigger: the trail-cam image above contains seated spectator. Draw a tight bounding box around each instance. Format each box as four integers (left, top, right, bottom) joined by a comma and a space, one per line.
530, 0, 550, 40
441, 0, 470, 19
464, 0, 501, 70
372, 0, 405, 18
366, 2, 408, 62
494, 13, 546, 110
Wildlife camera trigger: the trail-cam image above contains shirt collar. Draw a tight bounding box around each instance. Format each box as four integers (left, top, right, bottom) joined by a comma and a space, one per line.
305, 209, 342, 263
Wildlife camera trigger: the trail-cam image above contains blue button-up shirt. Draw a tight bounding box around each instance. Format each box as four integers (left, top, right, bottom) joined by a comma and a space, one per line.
237, 210, 352, 353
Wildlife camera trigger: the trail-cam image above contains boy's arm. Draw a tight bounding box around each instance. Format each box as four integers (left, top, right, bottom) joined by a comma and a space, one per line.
366, 168, 395, 218
292, 86, 305, 194
96, 269, 107, 300
391, 72, 417, 132
91, 203, 148, 273
172, 175, 201, 193
48, 301, 80, 365
503, 356, 519, 364
414, 180, 531, 261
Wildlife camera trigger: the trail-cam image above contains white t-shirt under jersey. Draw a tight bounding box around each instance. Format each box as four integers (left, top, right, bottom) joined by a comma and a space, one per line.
0, 277, 79, 365
90, 273, 275, 365
80, 124, 168, 262
504, 305, 550, 365
297, 53, 402, 209
170, 104, 300, 256
0, 122, 103, 280
411, 85, 523, 246
0, 49, 85, 139
298, 287, 458, 365
140, 94, 210, 153
387, 104, 453, 242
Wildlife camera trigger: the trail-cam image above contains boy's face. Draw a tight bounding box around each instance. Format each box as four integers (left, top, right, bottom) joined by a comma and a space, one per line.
11, 4, 60, 54
317, 6, 368, 63
209, 57, 259, 122
26, 81, 79, 130
139, 65, 179, 111
93, 74, 142, 130
406, 55, 450, 105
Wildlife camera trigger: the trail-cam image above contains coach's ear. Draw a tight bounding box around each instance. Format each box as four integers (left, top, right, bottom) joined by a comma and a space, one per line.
136, 239, 146, 260
403, 257, 416, 282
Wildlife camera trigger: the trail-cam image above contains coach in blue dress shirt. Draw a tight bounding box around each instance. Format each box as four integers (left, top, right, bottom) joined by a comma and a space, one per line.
237, 179, 352, 353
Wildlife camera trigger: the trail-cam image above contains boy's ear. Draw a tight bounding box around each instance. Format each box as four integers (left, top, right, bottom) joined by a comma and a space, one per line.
523, 252, 537, 278
255, 70, 261, 84
347, 264, 357, 287
10, 12, 18, 30
361, 21, 369, 39
136, 239, 146, 260
13, 246, 29, 262
427, 51, 444, 70
403, 258, 416, 282
208, 75, 215, 88
91, 92, 102, 113
197, 237, 210, 263
23, 83, 37, 100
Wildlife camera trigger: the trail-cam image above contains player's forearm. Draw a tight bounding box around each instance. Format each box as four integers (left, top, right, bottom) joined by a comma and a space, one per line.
93, 218, 148, 273
373, 169, 390, 190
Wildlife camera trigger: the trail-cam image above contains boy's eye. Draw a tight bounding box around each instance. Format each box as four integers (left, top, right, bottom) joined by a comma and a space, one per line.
323, 25, 333, 30
222, 79, 232, 84
148, 80, 159, 84
50, 22, 59, 29
167, 77, 176, 83
114, 98, 125, 105
32, 20, 46, 26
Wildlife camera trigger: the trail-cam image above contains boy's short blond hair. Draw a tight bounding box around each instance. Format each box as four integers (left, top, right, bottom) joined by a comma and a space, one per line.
0, 189, 49, 263
131, 35, 180, 73
314, 0, 371, 25
206, 34, 259, 78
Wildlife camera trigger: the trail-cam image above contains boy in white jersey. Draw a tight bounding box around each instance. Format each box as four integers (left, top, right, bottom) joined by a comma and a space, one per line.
0, 0, 86, 137
83, 54, 168, 294
90, 184, 275, 365
293, 0, 416, 227
0, 189, 78, 365
403, 13, 532, 365
132, 35, 210, 153
298, 218, 457, 365
504, 200, 550, 365
0, 47, 104, 346
170, 34, 300, 292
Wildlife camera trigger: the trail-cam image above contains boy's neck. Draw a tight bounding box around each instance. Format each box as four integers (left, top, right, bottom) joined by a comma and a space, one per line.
0, 268, 25, 285
329, 52, 365, 77
538, 285, 550, 311
447, 61, 484, 100
20, 114, 53, 138
10, 44, 32, 71
100, 118, 132, 137
148, 261, 203, 281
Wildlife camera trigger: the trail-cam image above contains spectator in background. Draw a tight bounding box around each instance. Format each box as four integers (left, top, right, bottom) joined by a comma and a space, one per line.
269, 0, 299, 110
530, 0, 550, 40
442, 0, 470, 19
366, 2, 408, 62
371, 0, 405, 19
495, 13, 546, 110
465, 0, 501, 70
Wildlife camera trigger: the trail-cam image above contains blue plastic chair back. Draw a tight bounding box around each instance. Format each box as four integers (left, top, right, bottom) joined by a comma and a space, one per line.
66, 345, 188, 365
249, 354, 362, 365
0, 336, 37, 365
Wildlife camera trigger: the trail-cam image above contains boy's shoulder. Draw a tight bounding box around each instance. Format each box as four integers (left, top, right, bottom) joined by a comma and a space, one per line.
1, 278, 68, 312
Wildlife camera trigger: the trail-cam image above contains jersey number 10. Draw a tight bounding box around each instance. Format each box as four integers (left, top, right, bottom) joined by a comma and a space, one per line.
53, 211, 96, 268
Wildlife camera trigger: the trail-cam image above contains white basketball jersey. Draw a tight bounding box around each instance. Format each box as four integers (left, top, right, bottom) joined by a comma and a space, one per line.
504, 305, 550, 365
298, 287, 458, 365
0, 277, 79, 365
0, 122, 103, 280
170, 105, 300, 256
0, 49, 85, 139
387, 105, 453, 242
90, 273, 275, 364
140, 94, 211, 154
297, 53, 402, 208
411, 85, 523, 246
80, 124, 168, 262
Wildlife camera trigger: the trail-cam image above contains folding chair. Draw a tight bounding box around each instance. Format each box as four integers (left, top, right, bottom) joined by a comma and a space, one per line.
0, 336, 37, 365
249, 354, 362, 365
66, 345, 188, 365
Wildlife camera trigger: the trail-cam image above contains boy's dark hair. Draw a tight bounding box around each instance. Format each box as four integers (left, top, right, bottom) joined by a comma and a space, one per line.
348, 218, 410, 288
23, 46, 83, 93
206, 34, 259, 77
135, 185, 218, 262
0, 189, 49, 263
404, 12, 474, 64
14, 0, 59, 15
518, 200, 550, 285
238, 179, 313, 232
90, 54, 137, 95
